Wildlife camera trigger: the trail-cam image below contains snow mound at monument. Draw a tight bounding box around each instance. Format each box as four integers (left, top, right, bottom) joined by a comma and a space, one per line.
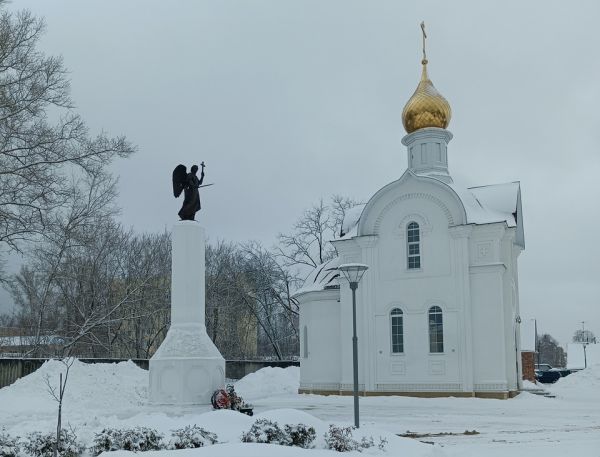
549, 362, 600, 400
0, 359, 147, 416
234, 366, 299, 400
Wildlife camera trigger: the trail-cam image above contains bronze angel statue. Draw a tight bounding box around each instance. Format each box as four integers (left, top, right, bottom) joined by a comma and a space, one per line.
172, 162, 205, 220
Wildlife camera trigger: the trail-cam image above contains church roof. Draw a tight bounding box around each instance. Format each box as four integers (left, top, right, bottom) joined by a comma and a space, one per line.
340, 175, 522, 234
449, 180, 520, 228
340, 204, 366, 238
293, 256, 341, 297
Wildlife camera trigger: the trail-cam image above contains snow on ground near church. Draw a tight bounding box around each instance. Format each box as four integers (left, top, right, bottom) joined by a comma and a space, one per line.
1, 361, 599, 457
234, 366, 300, 400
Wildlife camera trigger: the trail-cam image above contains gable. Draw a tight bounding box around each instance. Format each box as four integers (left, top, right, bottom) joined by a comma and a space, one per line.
357, 170, 467, 236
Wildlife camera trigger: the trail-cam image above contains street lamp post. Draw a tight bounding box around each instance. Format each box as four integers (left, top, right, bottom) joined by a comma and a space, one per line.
582, 321, 588, 369
338, 263, 369, 429
532, 318, 539, 369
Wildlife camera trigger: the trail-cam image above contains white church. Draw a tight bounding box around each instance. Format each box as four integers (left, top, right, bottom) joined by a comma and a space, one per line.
295, 41, 525, 399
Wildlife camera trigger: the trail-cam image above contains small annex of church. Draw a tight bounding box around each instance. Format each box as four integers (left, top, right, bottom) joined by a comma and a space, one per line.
295, 28, 525, 399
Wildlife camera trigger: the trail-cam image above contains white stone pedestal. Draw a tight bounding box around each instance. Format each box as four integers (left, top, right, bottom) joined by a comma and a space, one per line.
149, 222, 225, 405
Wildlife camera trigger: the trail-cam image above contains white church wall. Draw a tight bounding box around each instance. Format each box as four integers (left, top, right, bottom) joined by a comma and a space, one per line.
336, 177, 471, 392
501, 230, 522, 391
298, 290, 342, 391
299, 170, 523, 396
469, 263, 509, 391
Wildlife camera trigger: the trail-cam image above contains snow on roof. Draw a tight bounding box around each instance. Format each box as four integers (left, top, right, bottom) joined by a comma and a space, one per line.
293, 257, 341, 297
341, 204, 365, 237
469, 182, 520, 215
447, 180, 518, 227
340, 177, 521, 243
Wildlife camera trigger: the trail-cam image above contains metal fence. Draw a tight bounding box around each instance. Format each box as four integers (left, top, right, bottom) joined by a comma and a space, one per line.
0, 358, 298, 389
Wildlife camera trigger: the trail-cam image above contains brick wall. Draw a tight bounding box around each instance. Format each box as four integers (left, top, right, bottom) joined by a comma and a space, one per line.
521, 351, 536, 383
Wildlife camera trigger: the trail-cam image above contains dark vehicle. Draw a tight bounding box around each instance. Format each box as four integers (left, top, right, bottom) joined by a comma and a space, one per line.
534, 364, 572, 384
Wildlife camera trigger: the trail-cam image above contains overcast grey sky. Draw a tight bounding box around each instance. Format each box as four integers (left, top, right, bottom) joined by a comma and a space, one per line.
1, 0, 599, 347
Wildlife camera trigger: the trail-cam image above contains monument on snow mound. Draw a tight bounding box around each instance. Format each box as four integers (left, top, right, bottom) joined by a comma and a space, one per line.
149, 163, 224, 405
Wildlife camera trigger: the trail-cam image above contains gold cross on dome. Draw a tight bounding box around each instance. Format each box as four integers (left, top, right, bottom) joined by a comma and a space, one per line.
420, 21, 427, 63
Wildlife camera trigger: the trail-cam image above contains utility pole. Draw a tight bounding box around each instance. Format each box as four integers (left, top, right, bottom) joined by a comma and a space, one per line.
533, 318, 539, 368
582, 321, 588, 369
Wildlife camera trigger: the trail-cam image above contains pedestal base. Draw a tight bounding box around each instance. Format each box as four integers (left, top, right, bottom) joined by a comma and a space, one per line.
149, 324, 225, 405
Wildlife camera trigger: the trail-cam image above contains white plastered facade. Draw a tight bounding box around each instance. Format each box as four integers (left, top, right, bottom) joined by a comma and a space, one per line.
296, 127, 525, 398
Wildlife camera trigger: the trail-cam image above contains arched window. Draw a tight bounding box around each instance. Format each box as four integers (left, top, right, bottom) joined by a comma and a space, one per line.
428, 306, 444, 353
407, 222, 421, 269
303, 325, 308, 358
390, 308, 404, 353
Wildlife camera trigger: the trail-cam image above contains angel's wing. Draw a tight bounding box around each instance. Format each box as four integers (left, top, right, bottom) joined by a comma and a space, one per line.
172, 164, 187, 197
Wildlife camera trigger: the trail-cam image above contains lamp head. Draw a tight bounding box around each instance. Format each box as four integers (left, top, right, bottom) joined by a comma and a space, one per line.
338, 263, 369, 284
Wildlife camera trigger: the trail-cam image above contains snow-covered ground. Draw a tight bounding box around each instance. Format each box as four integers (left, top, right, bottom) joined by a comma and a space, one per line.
1, 360, 599, 457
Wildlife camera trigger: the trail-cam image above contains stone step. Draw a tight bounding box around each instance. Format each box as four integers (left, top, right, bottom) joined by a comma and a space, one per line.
521, 388, 555, 398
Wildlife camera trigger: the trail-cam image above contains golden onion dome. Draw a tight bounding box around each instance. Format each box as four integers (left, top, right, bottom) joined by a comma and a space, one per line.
402, 59, 451, 134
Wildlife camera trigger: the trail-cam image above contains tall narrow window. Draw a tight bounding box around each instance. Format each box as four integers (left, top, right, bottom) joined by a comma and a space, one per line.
428, 306, 444, 353
407, 222, 421, 269
303, 325, 308, 358
390, 308, 404, 353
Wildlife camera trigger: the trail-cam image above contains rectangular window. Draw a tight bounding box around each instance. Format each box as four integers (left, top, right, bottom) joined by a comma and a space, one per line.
391, 310, 404, 353
408, 256, 420, 269
428, 309, 444, 353
407, 222, 421, 270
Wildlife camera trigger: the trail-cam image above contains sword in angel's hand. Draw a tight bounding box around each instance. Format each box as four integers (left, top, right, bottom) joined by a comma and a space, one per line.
198, 183, 214, 188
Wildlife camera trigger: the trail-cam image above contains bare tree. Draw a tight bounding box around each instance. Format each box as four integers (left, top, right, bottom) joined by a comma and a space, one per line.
573, 329, 596, 344
0, 8, 134, 276
537, 334, 566, 368
8, 171, 120, 356
240, 242, 300, 359
44, 357, 75, 457
277, 195, 362, 270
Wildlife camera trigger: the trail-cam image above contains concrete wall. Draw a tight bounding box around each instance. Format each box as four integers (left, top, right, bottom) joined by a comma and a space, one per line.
0, 358, 298, 389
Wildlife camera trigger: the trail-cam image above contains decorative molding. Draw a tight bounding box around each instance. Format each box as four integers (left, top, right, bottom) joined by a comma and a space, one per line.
294, 288, 340, 303
375, 383, 462, 392
373, 193, 455, 234
428, 360, 446, 375
474, 241, 494, 264
394, 213, 433, 238
449, 224, 473, 239
339, 383, 366, 391
474, 382, 508, 391
469, 263, 507, 274
391, 362, 406, 375
354, 235, 379, 248
401, 127, 453, 146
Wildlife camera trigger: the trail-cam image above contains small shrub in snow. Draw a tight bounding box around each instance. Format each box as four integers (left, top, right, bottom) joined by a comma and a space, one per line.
90, 428, 122, 455
241, 419, 290, 445
119, 427, 164, 452
90, 427, 164, 455
324, 425, 387, 453
284, 424, 316, 449
169, 425, 218, 449
0, 430, 20, 457
23, 430, 84, 457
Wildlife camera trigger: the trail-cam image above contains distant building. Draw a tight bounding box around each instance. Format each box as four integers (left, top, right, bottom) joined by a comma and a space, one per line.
0, 334, 68, 357
295, 38, 525, 399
